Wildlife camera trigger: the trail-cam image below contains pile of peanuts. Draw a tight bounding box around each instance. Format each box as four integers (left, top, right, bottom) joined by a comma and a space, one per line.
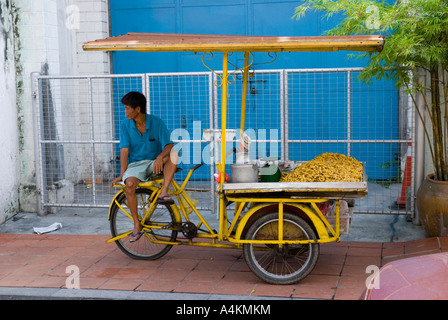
280, 153, 363, 182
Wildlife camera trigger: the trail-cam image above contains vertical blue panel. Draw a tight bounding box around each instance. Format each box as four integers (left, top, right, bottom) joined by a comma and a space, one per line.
252, 1, 323, 69
350, 72, 400, 180
287, 71, 348, 161
110, 1, 178, 73
148, 74, 212, 180
180, 3, 246, 72
111, 77, 145, 176
182, 4, 246, 35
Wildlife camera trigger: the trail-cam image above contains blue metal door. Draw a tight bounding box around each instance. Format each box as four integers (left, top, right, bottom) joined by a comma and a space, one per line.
110, 0, 400, 182
110, 0, 366, 71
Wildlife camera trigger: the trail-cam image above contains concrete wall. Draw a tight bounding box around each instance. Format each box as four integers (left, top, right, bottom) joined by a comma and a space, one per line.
0, 0, 20, 223
2, 0, 110, 217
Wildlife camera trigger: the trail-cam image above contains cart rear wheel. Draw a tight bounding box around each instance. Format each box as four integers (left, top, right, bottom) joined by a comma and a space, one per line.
243, 212, 319, 285
110, 188, 177, 260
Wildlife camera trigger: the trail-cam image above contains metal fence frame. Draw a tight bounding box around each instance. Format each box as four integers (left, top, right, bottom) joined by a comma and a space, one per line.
32, 68, 416, 218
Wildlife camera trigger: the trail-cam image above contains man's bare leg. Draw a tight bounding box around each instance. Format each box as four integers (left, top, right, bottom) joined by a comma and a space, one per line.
159, 150, 178, 199
124, 176, 142, 235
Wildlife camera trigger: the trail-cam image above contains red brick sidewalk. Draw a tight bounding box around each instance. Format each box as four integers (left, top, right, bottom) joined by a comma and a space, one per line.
0, 233, 445, 300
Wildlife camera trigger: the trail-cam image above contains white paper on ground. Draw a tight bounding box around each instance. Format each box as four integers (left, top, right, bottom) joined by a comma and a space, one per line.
33, 222, 62, 234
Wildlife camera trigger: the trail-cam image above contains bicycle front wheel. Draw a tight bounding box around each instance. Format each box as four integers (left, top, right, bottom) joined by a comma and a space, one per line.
110, 188, 178, 260
243, 212, 319, 285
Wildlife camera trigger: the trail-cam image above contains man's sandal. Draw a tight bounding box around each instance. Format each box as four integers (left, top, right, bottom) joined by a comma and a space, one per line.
156, 195, 175, 205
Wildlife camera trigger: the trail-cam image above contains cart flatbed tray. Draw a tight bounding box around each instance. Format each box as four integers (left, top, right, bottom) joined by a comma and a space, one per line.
223, 180, 368, 200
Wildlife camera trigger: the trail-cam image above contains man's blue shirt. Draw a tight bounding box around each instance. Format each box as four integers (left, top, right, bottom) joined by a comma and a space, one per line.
120, 115, 173, 164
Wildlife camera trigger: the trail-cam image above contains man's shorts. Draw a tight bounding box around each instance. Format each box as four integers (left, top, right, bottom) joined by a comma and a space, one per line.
122, 159, 159, 183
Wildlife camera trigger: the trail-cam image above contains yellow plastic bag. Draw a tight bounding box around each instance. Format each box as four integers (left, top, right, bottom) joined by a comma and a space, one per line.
181, 192, 198, 215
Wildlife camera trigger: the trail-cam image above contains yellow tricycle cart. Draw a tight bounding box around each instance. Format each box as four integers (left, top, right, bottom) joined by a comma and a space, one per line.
84, 33, 382, 284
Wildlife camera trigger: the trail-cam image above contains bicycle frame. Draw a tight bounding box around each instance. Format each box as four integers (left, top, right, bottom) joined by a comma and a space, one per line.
107, 163, 341, 247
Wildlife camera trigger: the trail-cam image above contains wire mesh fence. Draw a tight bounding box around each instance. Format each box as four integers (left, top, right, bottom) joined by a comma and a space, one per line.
36, 75, 145, 210
33, 68, 415, 217
286, 68, 414, 215
213, 70, 284, 167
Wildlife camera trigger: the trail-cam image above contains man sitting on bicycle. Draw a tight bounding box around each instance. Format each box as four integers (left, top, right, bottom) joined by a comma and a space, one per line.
111, 91, 178, 241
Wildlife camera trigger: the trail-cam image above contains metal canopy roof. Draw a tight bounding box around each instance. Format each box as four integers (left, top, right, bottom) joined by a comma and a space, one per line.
83, 33, 384, 53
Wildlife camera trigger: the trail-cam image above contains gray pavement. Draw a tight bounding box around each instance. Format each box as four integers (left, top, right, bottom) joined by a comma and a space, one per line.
0, 206, 426, 242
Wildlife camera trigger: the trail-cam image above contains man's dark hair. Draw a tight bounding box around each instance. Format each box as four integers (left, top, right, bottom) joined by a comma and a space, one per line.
121, 91, 147, 114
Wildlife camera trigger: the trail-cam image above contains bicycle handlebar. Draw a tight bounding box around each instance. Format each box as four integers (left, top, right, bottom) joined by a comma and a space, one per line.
176, 162, 204, 193
191, 162, 204, 172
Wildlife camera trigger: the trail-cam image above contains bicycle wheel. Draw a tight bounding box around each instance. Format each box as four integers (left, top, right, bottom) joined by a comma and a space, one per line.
243, 212, 319, 285
110, 188, 178, 260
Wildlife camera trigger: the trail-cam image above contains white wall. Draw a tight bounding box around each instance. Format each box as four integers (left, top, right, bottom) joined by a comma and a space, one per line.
3, 0, 110, 215
0, 0, 20, 222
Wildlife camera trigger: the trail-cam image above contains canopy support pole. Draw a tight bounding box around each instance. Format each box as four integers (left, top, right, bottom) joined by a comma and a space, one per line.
240, 51, 250, 136
219, 51, 229, 239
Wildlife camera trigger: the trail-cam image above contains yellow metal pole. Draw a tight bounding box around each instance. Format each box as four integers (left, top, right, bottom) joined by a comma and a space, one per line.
220, 52, 229, 189
335, 199, 340, 239
240, 51, 250, 135
219, 51, 229, 240
278, 201, 283, 248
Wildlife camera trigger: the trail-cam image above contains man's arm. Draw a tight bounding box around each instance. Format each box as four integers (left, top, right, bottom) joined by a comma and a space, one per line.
110, 148, 129, 186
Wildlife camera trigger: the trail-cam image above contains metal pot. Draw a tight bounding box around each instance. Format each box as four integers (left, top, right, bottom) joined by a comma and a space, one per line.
230, 163, 258, 183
